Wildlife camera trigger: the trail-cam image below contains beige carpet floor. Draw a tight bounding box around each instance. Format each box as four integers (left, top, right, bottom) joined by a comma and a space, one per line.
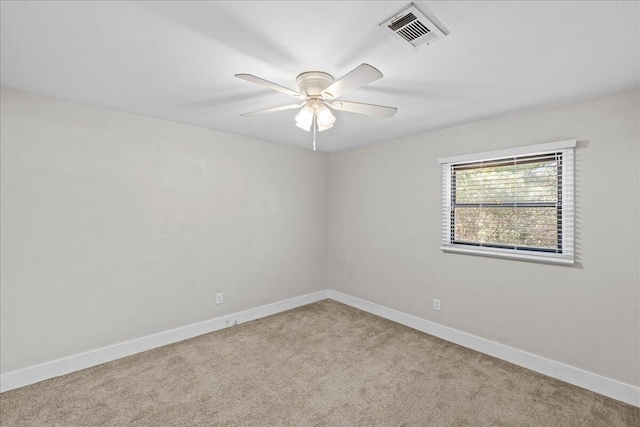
1, 299, 638, 426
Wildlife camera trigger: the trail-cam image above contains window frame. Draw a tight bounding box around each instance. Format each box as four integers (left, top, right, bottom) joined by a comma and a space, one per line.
438, 140, 575, 265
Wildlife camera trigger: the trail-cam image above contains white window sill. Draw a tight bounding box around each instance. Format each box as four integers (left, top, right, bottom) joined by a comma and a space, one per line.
440, 246, 574, 265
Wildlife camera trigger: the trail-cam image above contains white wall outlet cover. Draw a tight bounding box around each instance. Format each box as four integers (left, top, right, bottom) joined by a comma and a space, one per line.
216, 293, 224, 305
433, 299, 441, 311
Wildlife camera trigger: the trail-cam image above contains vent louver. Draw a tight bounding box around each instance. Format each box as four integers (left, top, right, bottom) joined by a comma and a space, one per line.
380, 4, 446, 49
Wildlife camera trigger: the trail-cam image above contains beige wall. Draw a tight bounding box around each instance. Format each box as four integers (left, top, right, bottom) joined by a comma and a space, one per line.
2, 87, 638, 389
328, 90, 640, 387
0, 88, 328, 373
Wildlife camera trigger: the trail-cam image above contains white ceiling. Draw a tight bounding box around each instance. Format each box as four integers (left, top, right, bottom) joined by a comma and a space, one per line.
1, 1, 638, 153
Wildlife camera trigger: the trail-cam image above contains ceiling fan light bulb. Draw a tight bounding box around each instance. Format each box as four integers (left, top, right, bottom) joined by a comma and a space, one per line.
295, 105, 314, 130
316, 104, 331, 117
298, 105, 314, 119
318, 122, 334, 132
317, 114, 336, 127
295, 116, 313, 128
296, 121, 311, 131
316, 105, 335, 127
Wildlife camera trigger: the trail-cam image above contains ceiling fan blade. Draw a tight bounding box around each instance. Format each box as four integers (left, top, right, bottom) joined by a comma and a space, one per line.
321, 64, 383, 99
240, 103, 304, 117
328, 101, 397, 118
235, 74, 305, 99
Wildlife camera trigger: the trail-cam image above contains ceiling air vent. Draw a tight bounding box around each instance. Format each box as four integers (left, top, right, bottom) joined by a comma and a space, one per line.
380, 4, 446, 49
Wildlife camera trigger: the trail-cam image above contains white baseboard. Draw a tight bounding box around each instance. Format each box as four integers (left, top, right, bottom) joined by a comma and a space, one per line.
0, 290, 329, 393
3, 289, 638, 408
327, 290, 640, 407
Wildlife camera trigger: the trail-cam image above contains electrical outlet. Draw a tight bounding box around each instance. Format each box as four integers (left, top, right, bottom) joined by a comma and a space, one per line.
433, 298, 441, 311
216, 293, 223, 305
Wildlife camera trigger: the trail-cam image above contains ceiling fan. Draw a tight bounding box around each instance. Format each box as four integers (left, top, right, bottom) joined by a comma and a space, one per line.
235, 64, 397, 150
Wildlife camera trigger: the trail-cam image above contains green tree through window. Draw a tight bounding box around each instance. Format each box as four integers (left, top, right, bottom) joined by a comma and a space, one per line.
451, 154, 562, 252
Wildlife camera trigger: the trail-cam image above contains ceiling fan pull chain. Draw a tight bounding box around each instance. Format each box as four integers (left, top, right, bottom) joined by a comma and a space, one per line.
313, 114, 317, 151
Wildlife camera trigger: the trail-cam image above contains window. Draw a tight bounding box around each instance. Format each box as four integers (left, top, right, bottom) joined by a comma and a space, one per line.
439, 140, 575, 264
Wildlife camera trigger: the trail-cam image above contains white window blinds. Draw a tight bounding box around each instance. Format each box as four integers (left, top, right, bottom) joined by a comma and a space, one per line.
439, 140, 575, 264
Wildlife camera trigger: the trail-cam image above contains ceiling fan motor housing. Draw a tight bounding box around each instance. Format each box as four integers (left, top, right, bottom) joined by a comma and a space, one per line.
295, 72, 334, 97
